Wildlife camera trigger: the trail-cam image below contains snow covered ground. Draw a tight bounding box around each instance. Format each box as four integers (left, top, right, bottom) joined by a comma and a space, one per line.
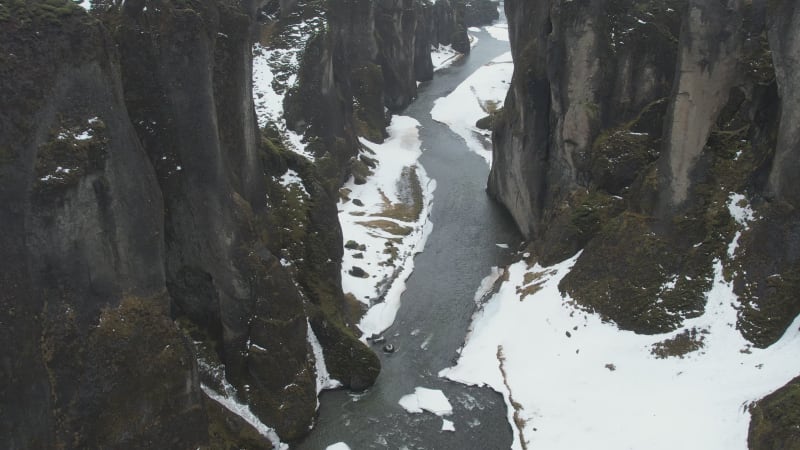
338, 116, 436, 338
430, 50, 513, 165
252, 13, 324, 161
430, 21, 512, 165
441, 196, 800, 450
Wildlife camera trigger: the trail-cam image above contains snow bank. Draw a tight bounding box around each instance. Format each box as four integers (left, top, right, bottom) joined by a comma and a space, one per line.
485, 24, 510, 42
252, 14, 323, 161
442, 250, 800, 449
398, 387, 453, 416
337, 116, 436, 338
430, 52, 513, 165
307, 320, 343, 397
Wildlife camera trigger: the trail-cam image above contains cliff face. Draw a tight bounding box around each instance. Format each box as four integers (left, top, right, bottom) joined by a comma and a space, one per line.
0, 0, 498, 447
491, 0, 799, 444
0, 2, 204, 448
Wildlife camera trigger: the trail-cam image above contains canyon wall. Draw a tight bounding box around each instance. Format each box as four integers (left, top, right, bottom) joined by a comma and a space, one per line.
490, 0, 800, 445
0, 0, 499, 447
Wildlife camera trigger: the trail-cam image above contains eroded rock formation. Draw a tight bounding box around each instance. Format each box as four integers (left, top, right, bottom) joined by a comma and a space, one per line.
0, 0, 500, 447
490, 0, 799, 445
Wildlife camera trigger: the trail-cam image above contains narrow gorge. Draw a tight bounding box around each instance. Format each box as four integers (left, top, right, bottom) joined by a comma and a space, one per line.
1, 0, 798, 449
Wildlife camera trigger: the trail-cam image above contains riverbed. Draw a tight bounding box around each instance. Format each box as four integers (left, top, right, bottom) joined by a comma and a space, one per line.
297, 25, 520, 450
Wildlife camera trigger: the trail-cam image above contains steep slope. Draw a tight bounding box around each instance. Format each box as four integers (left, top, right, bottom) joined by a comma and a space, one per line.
489, 0, 800, 446
0, 2, 205, 448
0, 0, 498, 447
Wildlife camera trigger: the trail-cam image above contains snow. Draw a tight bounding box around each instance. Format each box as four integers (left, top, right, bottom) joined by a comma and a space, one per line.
307, 320, 343, 397
278, 168, 309, 196
251, 14, 324, 161
473, 266, 504, 305
727, 193, 756, 257
338, 116, 436, 338
484, 24, 510, 42
202, 383, 288, 450
431, 44, 461, 72
398, 387, 453, 416
430, 52, 513, 165
441, 419, 456, 432
441, 249, 800, 450
325, 443, 351, 450
728, 193, 756, 226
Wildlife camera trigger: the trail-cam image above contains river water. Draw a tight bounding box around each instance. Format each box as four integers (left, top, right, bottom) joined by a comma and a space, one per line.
298, 25, 520, 450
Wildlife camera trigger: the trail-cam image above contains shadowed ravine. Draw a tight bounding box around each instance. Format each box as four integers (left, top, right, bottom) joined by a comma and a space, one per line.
297, 27, 520, 450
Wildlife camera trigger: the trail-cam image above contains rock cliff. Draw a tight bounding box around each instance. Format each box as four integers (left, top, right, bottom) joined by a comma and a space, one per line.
490, 0, 800, 445
0, 0, 497, 447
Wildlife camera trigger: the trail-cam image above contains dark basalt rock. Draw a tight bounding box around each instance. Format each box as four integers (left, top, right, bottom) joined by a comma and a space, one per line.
460, 0, 500, 27
749, 376, 800, 450
0, 1, 204, 447
492, 0, 800, 443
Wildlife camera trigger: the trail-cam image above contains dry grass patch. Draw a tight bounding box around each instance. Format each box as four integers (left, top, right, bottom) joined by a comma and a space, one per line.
516, 269, 556, 300
358, 220, 413, 236
650, 327, 707, 359
372, 166, 424, 222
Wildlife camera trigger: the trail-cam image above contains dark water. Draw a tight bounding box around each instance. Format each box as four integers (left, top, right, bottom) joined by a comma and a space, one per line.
297, 26, 520, 450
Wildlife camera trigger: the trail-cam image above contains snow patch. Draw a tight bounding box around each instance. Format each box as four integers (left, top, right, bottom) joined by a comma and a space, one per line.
484, 24, 510, 41
202, 384, 288, 450
441, 249, 800, 450
336, 116, 436, 338
431, 52, 513, 165
398, 387, 453, 416
307, 320, 343, 397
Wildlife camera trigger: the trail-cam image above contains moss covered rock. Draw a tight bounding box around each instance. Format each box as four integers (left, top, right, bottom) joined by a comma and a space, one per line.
749, 376, 800, 450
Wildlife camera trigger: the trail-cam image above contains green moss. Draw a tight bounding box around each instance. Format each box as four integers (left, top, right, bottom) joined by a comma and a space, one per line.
0, 0, 92, 26
749, 376, 800, 450
537, 189, 626, 265
560, 212, 687, 333
731, 202, 800, 348
203, 397, 273, 450
589, 99, 667, 194
352, 63, 387, 143
350, 157, 372, 185
33, 116, 109, 198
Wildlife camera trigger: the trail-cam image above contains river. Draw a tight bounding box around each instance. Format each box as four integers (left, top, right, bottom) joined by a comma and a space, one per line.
297, 24, 520, 450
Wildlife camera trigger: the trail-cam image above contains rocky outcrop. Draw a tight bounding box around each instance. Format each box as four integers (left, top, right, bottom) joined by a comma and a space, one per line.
749, 376, 800, 450
286, 0, 481, 149
0, 0, 385, 447
462, 0, 500, 27
0, 2, 204, 448
490, 0, 798, 337
491, 0, 800, 444
0, 0, 496, 446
